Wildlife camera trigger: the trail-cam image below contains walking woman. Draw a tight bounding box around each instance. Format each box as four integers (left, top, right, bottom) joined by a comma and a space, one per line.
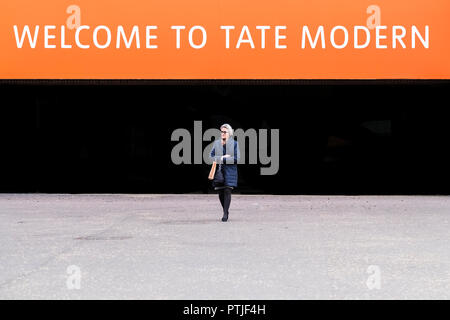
210, 124, 240, 222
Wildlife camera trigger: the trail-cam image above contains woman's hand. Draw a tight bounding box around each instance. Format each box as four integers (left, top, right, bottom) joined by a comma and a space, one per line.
221, 155, 231, 161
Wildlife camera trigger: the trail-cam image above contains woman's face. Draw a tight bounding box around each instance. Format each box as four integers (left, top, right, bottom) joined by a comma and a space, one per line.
220, 127, 230, 141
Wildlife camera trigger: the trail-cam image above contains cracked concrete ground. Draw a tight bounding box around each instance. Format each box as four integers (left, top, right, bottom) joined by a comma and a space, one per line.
0, 194, 449, 299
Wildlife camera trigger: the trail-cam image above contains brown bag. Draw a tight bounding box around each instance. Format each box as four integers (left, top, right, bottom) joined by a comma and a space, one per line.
208, 161, 217, 180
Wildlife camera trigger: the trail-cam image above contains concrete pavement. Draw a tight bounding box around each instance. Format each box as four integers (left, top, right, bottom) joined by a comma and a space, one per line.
0, 194, 449, 299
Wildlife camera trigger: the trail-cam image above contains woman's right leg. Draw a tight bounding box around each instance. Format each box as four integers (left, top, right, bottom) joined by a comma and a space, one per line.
222, 187, 232, 222
218, 189, 225, 208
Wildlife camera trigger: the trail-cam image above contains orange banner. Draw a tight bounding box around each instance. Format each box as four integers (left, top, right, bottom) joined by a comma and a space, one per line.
0, 0, 449, 79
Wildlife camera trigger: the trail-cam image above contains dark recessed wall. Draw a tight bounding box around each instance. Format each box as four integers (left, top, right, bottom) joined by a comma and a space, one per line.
0, 81, 449, 194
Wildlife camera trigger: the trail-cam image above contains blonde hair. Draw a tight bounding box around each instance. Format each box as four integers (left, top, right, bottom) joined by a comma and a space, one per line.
220, 123, 233, 136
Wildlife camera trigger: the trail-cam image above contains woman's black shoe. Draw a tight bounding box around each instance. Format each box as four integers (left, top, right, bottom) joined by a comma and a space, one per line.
221, 212, 228, 222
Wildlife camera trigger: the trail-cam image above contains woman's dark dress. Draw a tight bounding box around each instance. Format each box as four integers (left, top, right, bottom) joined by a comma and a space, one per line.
210, 138, 240, 189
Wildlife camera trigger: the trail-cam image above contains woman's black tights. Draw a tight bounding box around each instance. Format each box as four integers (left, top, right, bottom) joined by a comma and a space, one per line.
218, 188, 232, 221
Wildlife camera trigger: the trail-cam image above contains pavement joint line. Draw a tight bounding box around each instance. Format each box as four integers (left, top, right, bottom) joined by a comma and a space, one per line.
0, 212, 135, 291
